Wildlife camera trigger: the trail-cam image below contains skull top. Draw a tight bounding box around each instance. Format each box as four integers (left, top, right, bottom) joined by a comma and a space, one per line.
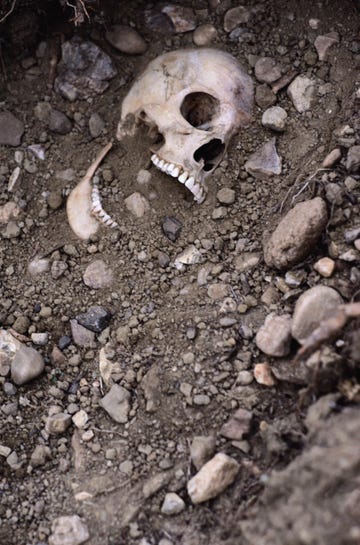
117, 48, 253, 202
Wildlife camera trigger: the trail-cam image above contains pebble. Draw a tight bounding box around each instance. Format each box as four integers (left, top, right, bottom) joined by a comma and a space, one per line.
346, 145, 360, 172
264, 197, 328, 270
137, 169, 151, 185
34, 102, 72, 134
161, 5, 196, 32
31, 332, 49, 346
83, 259, 114, 289
72, 410, 89, 428
8, 166, 21, 191
236, 370, 253, 385
125, 192, 150, 217
261, 106, 287, 132
224, 6, 251, 32
220, 408, 252, 440
254, 57, 282, 84
234, 252, 260, 272
70, 320, 96, 348
55, 168, 75, 182
255, 84, 277, 109
162, 216, 182, 242
287, 75, 316, 113
49, 515, 89, 545
45, 413, 72, 434
207, 283, 228, 300
0, 201, 21, 224
322, 148, 341, 168
48, 191, 63, 210
13, 315, 30, 334
0, 111, 24, 146
314, 32, 339, 61
174, 245, 202, 269
193, 394, 211, 406
187, 453, 240, 504
161, 492, 186, 515
255, 314, 292, 357
89, 113, 105, 137
58, 336, 71, 350
291, 285, 344, 343
76, 305, 111, 333
245, 138, 282, 179
30, 444, 51, 467
253, 363, 276, 386
51, 260, 68, 279
344, 226, 360, 243
190, 436, 216, 470
100, 384, 131, 423
313, 257, 335, 277
105, 25, 147, 55
216, 187, 236, 204
193, 24, 217, 46
3, 334, 45, 386
0, 445, 11, 457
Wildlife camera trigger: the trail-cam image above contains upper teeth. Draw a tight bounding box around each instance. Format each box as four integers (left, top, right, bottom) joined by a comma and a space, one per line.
150, 153, 206, 203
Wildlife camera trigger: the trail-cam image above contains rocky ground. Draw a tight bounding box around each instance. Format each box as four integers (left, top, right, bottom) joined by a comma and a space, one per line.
0, 1, 359, 544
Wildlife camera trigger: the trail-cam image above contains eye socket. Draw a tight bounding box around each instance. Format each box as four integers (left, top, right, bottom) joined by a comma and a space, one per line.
194, 138, 225, 171
180, 92, 220, 130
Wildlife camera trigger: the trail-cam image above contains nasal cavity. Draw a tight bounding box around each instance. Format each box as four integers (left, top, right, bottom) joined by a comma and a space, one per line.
180, 92, 219, 129
193, 139, 225, 171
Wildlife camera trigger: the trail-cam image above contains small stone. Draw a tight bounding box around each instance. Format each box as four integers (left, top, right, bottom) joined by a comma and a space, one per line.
234, 252, 260, 272
346, 145, 360, 173
100, 384, 131, 423
255, 84, 277, 109
51, 260, 68, 279
89, 113, 105, 137
174, 245, 202, 269
193, 24, 217, 46
208, 283, 228, 300
6, 450, 20, 469
224, 6, 251, 32
11, 343, 45, 386
220, 408, 252, 441
0, 111, 24, 146
261, 106, 287, 132
46, 413, 72, 434
83, 259, 113, 289
322, 148, 341, 168
291, 286, 343, 343
216, 188, 236, 205
287, 75, 316, 113
190, 436, 216, 470
125, 192, 150, 217
0, 445, 11, 457
106, 25, 147, 54
162, 216, 182, 242
55, 168, 75, 182
0, 201, 21, 224
72, 410, 89, 428
49, 515, 89, 545
31, 332, 49, 346
236, 370, 253, 385
313, 257, 335, 278
187, 453, 240, 504
137, 169, 151, 185
76, 305, 111, 333
255, 314, 292, 357
48, 191, 63, 210
264, 197, 328, 270
245, 138, 282, 179
212, 206, 227, 220
254, 363, 276, 386
58, 336, 71, 350
161, 492, 186, 515
314, 32, 339, 61
13, 315, 30, 334
70, 320, 96, 348
30, 444, 51, 467
48, 109, 72, 134
255, 57, 282, 84
161, 5, 196, 33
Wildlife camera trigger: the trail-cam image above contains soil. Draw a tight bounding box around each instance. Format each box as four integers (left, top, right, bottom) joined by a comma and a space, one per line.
0, 1, 359, 544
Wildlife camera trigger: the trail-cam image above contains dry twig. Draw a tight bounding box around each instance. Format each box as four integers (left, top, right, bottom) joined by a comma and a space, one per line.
0, 0, 17, 23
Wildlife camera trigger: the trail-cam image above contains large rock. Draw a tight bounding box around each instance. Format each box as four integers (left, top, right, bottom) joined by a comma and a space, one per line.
187, 453, 240, 503
291, 286, 343, 343
264, 197, 328, 270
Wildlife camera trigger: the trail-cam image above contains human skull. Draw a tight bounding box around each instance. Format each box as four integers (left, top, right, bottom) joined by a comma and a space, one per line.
117, 48, 253, 203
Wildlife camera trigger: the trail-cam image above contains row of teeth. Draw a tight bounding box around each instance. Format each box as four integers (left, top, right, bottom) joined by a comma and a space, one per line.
151, 154, 206, 203
91, 184, 118, 228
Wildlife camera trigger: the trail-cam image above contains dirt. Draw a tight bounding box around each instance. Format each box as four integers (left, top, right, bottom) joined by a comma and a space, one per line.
0, 1, 359, 544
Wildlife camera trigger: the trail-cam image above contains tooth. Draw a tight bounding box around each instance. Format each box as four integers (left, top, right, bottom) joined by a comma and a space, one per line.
172, 167, 180, 177
159, 159, 165, 169
166, 163, 175, 174
151, 154, 157, 162
185, 176, 195, 190
178, 171, 188, 183
152, 155, 160, 166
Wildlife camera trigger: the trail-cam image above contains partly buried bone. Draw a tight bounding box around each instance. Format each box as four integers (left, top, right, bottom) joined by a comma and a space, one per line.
117, 48, 253, 203
66, 142, 115, 239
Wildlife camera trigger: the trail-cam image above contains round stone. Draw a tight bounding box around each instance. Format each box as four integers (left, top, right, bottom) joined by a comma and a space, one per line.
261, 106, 287, 132
106, 25, 147, 55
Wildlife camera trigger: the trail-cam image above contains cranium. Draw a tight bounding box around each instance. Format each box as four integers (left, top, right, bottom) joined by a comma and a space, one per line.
117, 48, 253, 203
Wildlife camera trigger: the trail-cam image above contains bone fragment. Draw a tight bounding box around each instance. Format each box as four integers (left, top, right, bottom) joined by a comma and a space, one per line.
66, 142, 112, 240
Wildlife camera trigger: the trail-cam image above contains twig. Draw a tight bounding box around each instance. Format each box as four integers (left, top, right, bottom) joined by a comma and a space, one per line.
279, 166, 329, 213
0, 0, 17, 23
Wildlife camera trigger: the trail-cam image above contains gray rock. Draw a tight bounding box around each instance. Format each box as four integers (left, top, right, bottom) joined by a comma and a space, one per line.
51, 260, 68, 279
255, 57, 282, 84
291, 286, 343, 343
45, 413, 72, 435
28, 257, 50, 276
216, 187, 236, 204
161, 5, 196, 32
83, 259, 114, 289
255, 313, 292, 357
224, 6, 251, 32
49, 515, 89, 545
0, 111, 24, 146
190, 436, 216, 470
161, 492, 186, 515
187, 453, 240, 504
193, 24, 217, 46
89, 113, 105, 137
100, 384, 131, 423
70, 319, 96, 348
245, 138, 282, 179
34, 102, 72, 134
264, 197, 328, 270
220, 408, 252, 441
314, 32, 339, 61
346, 145, 360, 173
106, 25, 147, 54
287, 75, 316, 113
30, 444, 51, 467
125, 192, 150, 217
322, 148, 341, 168
255, 84, 277, 109
11, 343, 45, 386
76, 305, 111, 333
162, 216, 182, 242
261, 106, 287, 132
